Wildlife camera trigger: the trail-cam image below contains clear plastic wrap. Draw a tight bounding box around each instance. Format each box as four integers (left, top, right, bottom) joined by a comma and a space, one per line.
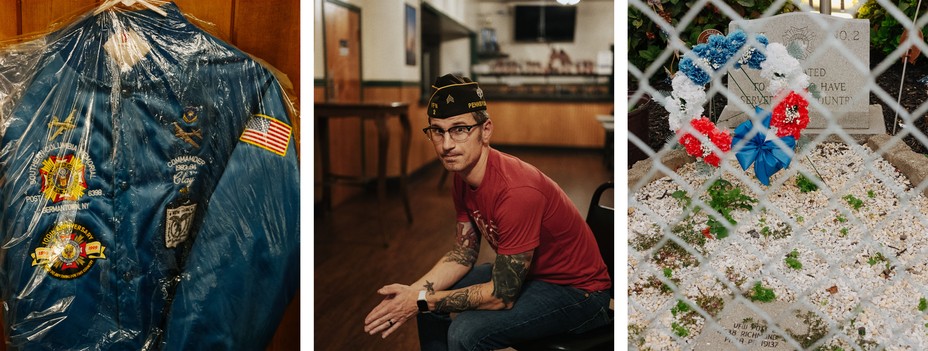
0, 2, 300, 350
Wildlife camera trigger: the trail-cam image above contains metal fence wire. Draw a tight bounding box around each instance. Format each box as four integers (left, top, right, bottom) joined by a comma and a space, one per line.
626, 0, 928, 350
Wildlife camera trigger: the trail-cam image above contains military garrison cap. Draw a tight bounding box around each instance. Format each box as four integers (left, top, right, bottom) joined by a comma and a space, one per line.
427, 74, 487, 119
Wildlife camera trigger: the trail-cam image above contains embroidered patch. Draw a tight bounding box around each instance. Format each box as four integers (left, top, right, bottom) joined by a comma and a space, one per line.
476, 87, 484, 99
165, 203, 197, 249
48, 111, 76, 141
446, 94, 455, 104
239, 114, 291, 157
31, 222, 107, 280
182, 106, 200, 124
173, 122, 203, 148
167, 155, 205, 188
39, 154, 87, 203
27, 143, 103, 210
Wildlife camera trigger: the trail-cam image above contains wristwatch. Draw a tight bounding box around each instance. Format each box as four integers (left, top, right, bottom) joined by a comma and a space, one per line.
417, 290, 430, 313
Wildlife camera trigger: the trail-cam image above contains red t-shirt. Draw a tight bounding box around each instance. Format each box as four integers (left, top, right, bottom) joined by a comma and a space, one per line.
453, 148, 611, 292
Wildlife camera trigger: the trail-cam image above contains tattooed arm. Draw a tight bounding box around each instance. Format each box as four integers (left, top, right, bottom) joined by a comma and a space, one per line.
407, 221, 482, 293
428, 250, 534, 312
364, 221, 483, 337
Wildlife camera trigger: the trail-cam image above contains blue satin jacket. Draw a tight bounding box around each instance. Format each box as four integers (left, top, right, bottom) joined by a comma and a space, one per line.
0, 3, 299, 350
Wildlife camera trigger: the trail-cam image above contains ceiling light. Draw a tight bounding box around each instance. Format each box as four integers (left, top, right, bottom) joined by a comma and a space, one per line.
556, 0, 580, 5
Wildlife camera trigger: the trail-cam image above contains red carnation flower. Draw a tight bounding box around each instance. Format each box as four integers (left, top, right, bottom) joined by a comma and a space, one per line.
677, 117, 731, 167
771, 91, 809, 139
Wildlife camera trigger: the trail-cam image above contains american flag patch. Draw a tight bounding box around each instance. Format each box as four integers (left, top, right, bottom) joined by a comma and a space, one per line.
240, 114, 292, 156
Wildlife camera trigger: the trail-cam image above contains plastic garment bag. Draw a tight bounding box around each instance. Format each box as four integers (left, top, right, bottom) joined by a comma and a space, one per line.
0, 2, 300, 350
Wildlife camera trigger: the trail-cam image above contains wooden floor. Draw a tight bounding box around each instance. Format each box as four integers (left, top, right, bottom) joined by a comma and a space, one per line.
313, 147, 613, 351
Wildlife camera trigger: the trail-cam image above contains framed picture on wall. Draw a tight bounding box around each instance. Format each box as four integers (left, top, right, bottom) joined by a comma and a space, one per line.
405, 4, 416, 66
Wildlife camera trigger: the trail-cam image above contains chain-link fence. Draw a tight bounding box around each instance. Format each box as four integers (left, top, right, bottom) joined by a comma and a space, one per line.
626, 0, 928, 349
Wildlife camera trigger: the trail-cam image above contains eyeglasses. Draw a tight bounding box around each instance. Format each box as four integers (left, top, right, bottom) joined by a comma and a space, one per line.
422, 122, 485, 142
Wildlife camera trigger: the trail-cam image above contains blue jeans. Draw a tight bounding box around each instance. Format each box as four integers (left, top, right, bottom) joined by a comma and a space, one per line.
417, 263, 613, 351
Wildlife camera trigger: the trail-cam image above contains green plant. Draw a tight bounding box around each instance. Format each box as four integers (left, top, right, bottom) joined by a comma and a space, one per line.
844, 194, 864, 211
661, 267, 678, 293
840, 227, 849, 237
705, 179, 757, 239
627, 1, 798, 86
788, 311, 829, 349
629, 324, 646, 348
836, 214, 847, 223
868, 252, 887, 266
750, 282, 776, 302
796, 173, 819, 193
857, 0, 928, 57
671, 299, 691, 316
919, 297, 927, 312
629, 225, 662, 251
671, 189, 692, 208
867, 190, 876, 199
785, 249, 803, 270
671, 321, 689, 337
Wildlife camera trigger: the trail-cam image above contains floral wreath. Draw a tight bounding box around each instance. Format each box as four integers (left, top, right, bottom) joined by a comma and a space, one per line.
664, 30, 812, 186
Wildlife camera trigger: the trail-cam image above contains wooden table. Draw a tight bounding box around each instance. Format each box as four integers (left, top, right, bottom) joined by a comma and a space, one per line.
315, 102, 413, 244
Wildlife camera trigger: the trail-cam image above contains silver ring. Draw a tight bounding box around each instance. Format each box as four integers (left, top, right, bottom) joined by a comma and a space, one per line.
388, 319, 395, 327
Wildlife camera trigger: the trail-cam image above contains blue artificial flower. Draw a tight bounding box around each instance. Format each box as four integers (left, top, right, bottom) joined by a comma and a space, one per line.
707, 34, 732, 65
731, 107, 796, 186
746, 34, 768, 70
677, 31, 768, 86
727, 31, 747, 51
727, 31, 748, 69
679, 56, 711, 86
726, 31, 768, 70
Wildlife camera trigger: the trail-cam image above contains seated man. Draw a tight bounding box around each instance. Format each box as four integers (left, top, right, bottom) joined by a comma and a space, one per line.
363, 73, 612, 351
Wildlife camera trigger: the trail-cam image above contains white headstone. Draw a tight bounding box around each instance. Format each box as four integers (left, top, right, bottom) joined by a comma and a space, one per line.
718, 12, 884, 136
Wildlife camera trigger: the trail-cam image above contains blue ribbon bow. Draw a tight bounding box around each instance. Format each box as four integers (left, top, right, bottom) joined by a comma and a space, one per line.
731, 108, 795, 186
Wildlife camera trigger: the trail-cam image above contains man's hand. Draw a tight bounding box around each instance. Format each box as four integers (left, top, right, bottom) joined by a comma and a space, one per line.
363, 284, 419, 338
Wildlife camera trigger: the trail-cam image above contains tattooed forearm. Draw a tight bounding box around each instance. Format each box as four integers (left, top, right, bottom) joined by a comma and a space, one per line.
434, 287, 484, 313
492, 251, 533, 305
443, 246, 477, 266
442, 222, 480, 266
424, 280, 436, 295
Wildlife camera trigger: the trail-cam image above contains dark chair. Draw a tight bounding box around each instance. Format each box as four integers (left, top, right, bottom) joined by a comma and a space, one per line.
512, 182, 615, 351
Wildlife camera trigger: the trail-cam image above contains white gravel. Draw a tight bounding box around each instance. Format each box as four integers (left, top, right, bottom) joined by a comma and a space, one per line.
628, 142, 928, 350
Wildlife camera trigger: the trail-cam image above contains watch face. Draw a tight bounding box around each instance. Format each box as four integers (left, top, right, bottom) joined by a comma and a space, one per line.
417, 298, 429, 313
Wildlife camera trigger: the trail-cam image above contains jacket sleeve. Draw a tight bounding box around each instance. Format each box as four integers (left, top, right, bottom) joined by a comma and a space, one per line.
161, 78, 300, 350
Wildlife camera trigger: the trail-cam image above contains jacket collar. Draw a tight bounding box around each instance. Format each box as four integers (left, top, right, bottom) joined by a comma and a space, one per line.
48, 2, 208, 90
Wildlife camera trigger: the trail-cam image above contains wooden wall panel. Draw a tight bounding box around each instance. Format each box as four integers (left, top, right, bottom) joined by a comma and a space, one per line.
174, 0, 234, 41
0, 3, 18, 40
20, 0, 97, 35
488, 101, 612, 148
232, 0, 300, 94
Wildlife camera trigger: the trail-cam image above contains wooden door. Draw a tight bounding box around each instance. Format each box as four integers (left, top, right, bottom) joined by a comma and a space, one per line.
323, 1, 361, 103
317, 1, 363, 207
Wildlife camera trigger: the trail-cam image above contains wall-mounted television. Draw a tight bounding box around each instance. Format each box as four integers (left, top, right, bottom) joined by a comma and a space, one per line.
513, 5, 577, 42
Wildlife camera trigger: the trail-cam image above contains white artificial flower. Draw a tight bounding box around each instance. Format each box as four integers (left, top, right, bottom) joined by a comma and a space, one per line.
664, 72, 707, 132
760, 43, 810, 96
